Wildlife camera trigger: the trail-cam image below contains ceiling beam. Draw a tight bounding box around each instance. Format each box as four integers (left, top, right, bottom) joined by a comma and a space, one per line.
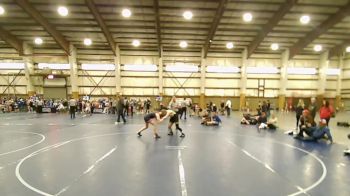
85, 0, 116, 55
328, 40, 350, 58
203, 0, 228, 58
0, 26, 23, 55
153, 0, 162, 57
289, 2, 350, 59
15, 0, 70, 55
247, 0, 297, 57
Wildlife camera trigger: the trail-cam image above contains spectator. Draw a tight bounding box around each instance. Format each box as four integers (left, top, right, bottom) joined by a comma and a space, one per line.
295, 119, 333, 144
295, 99, 304, 130
319, 100, 333, 126
225, 99, 231, 116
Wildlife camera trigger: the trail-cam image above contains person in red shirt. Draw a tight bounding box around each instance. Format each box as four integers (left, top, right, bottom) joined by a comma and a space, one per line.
319, 100, 333, 126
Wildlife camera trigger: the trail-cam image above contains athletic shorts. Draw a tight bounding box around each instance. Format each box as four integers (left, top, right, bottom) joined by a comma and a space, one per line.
169, 114, 179, 123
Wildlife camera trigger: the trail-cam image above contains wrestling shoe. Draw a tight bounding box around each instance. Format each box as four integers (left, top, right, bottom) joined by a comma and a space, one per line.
180, 133, 185, 138
168, 131, 174, 136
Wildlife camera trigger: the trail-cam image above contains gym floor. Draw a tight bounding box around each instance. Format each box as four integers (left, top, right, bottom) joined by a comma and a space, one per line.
0, 112, 349, 196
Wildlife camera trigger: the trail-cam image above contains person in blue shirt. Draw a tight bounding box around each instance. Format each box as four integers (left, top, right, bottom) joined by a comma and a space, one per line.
205, 112, 222, 126
295, 119, 333, 144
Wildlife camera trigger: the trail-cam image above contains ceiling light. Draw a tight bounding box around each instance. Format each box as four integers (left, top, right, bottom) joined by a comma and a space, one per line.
122, 8, 131, 18
271, 43, 279, 51
300, 15, 310, 24
84, 38, 92, 46
346, 46, 350, 53
34, 37, 43, 45
313, 44, 322, 52
132, 40, 140, 47
57, 6, 69, 16
226, 42, 234, 49
183, 11, 193, 20
179, 41, 188, 48
243, 12, 253, 22
0, 6, 5, 15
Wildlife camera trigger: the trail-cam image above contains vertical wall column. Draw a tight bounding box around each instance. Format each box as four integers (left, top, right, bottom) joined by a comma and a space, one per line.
199, 48, 206, 108
336, 55, 343, 109
239, 48, 248, 111
158, 47, 163, 96
68, 44, 79, 99
317, 51, 329, 106
114, 44, 121, 97
23, 43, 35, 96
278, 49, 289, 111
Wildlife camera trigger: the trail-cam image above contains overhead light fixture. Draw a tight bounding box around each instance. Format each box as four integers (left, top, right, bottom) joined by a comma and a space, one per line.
247, 67, 279, 74
243, 12, 253, 22
183, 11, 193, 20
209, 40, 212, 43
57, 6, 69, 16
0, 63, 25, 69
34, 37, 43, 45
132, 40, 140, 47
300, 15, 310, 24
47, 74, 54, 79
226, 42, 234, 49
326, 68, 340, 76
271, 43, 279, 51
287, 67, 317, 75
82, 64, 115, 71
38, 63, 70, 70
0, 6, 5, 15
122, 8, 132, 18
179, 41, 188, 48
346, 46, 350, 53
207, 66, 240, 73
313, 44, 322, 52
124, 64, 158, 72
166, 64, 198, 72
84, 38, 92, 46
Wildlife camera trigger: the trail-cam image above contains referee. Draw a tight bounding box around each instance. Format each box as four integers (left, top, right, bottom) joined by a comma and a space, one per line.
69, 97, 77, 119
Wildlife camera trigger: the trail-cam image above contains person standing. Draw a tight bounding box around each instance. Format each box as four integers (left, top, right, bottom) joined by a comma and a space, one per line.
36, 98, 43, 113
308, 97, 317, 121
266, 100, 271, 117
320, 100, 333, 126
166, 109, 185, 137
116, 97, 126, 123
69, 97, 77, 119
225, 99, 231, 116
295, 99, 304, 130
180, 98, 187, 120
145, 99, 151, 114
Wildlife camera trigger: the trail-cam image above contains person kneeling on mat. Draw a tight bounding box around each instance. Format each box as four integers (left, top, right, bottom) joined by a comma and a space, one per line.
165, 109, 185, 137
204, 112, 222, 126
137, 110, 168, 139
294, 119, 333, 144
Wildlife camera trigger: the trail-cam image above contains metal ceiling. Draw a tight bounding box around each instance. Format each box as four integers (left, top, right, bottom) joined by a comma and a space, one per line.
0, 0, 349, 60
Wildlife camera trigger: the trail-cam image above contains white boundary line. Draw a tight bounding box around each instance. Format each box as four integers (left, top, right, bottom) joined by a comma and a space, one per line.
15, 132, 129, 196
178, 150, 188, 196
55, 146, 117, 196
0, 131, 45, 157
227, 136, 327, 196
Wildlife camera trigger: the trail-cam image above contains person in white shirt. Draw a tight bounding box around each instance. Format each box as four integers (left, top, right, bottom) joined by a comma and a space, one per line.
225, 99, 232, 116
69, 97, 77, 119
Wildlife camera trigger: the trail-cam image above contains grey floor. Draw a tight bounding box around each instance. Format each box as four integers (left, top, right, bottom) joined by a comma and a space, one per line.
0, 111, 349, 196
